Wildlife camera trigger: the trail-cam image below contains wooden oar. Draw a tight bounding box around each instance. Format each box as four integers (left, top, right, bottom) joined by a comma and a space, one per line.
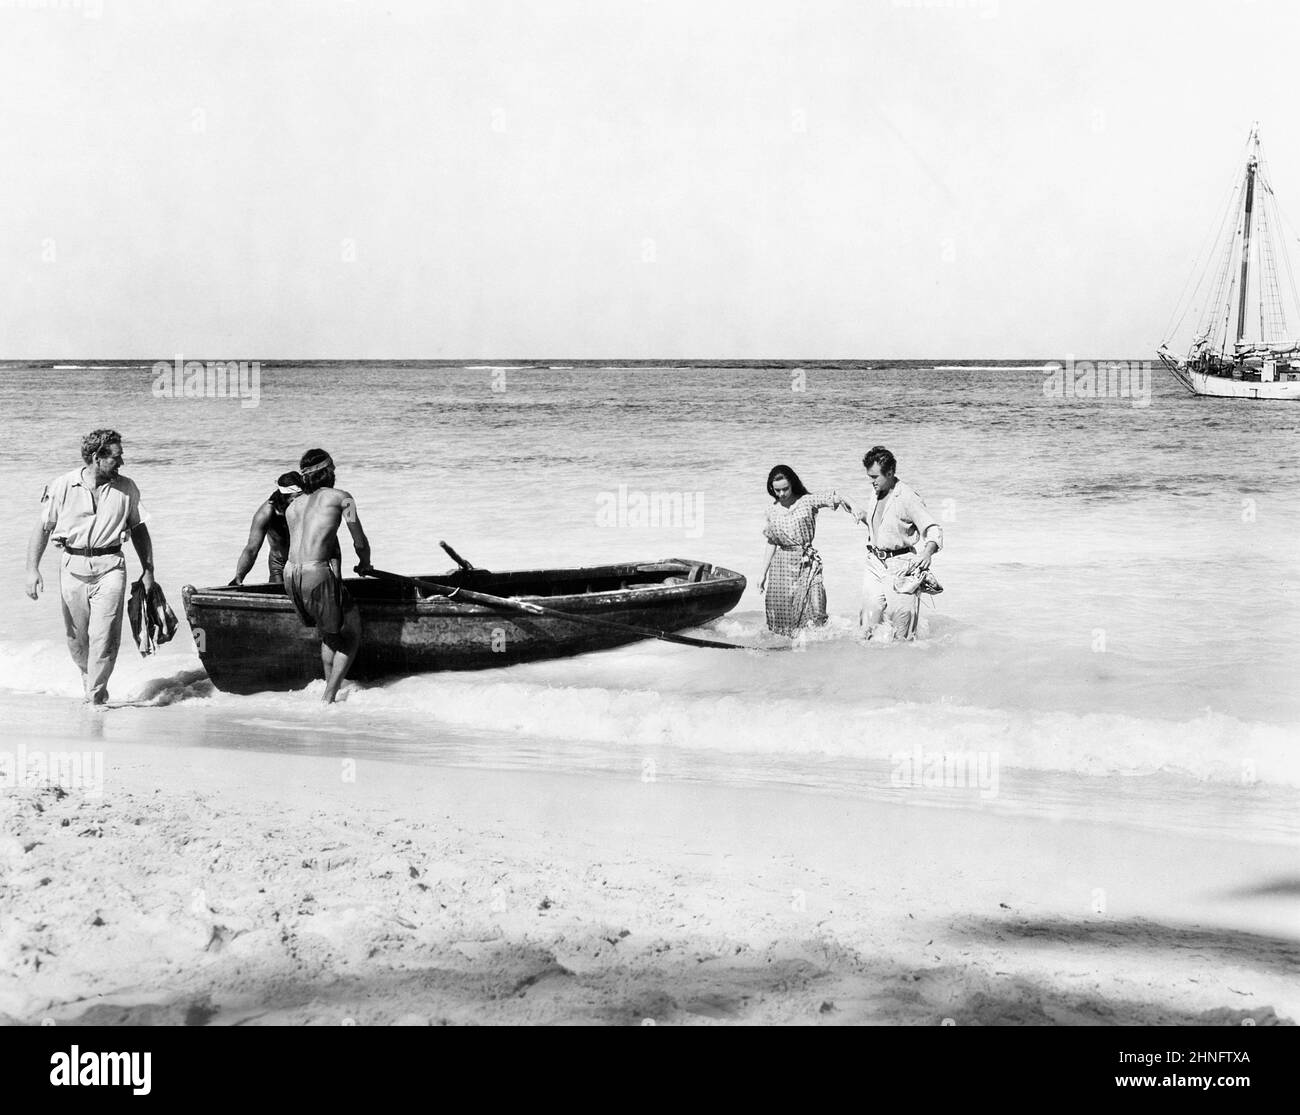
439, 540, 478, 571
361, 566, 756, 652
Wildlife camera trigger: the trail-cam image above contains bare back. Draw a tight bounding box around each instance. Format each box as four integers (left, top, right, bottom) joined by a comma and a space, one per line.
286, 488, 352, 563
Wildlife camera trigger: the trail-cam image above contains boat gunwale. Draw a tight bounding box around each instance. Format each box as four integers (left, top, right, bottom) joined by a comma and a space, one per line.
182, 560, 747, 617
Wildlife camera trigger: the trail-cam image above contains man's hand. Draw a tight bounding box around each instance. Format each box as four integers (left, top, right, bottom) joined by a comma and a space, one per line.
25, 568, 43, 600
354, 561, 373, 575
904, 553, 932, 576
141, 568, 157, 592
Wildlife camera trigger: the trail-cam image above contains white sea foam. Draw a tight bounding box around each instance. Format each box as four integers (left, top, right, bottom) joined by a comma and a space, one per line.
0, 640, 206, 702
340, 674, 1299, 789
4, 633, 1290, 787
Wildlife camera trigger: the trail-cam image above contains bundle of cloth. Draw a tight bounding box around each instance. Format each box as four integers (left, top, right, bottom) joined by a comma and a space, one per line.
128, 578, 179, 656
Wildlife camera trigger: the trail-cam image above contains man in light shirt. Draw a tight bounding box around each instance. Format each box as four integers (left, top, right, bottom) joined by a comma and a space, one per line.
855, 445, 943, 641
24, 429, 157, 704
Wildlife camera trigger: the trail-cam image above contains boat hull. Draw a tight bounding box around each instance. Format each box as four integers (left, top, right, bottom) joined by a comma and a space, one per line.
182, 558, 747, 693
1158, 352, 1300, 399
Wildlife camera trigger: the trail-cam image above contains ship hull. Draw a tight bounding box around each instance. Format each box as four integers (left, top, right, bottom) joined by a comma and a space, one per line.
1157, 353, 1300, 400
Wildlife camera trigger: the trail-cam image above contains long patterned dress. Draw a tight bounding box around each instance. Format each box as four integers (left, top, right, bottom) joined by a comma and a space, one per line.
763, 490, 842, 636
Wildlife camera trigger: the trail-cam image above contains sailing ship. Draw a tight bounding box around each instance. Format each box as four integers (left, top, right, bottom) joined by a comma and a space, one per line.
1158, 126, 1300, 400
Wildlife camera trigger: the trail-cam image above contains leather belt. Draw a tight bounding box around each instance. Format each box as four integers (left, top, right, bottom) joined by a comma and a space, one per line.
868, 545, 914, 560
62, 544, 122, 557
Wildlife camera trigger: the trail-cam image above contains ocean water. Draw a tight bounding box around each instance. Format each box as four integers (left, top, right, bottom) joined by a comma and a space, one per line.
3, 361, 1299, 842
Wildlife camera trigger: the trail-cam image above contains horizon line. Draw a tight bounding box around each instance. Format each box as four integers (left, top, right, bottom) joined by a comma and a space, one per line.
2, 355, 1156, 364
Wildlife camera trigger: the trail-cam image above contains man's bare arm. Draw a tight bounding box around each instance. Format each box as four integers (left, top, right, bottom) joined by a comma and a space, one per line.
233, 503, 273, 584
132, 524, 156, 590
25, 521, 52, 600
340, 492, 371, 572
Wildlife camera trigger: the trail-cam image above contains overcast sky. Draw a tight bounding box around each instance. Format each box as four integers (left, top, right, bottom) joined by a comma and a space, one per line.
2, 0, 1298, 359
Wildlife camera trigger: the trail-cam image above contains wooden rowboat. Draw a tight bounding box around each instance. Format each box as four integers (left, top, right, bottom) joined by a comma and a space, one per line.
182, 557, 746, 694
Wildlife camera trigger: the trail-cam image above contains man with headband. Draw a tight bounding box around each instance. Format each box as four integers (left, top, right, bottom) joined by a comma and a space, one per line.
283, 449, 372, 703
230, 471, 304, 586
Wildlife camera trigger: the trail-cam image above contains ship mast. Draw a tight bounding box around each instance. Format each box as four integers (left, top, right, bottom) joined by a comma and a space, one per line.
1236, 125, 1260, 345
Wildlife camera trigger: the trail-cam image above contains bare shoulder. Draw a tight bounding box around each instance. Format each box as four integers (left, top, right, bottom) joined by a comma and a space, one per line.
335, 489, 365, 520
306, 488, 348, 507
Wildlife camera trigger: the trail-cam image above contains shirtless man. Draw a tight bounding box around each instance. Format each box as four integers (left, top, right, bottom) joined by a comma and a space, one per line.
230, 471, 303, 586
283, 449, 372, 702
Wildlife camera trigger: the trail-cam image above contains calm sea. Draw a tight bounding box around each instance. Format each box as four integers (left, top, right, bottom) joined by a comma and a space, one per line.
3, 360, 1298, 840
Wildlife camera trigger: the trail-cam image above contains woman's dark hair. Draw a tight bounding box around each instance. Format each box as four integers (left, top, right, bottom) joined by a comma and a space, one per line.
269, 472, 304, 513
861, 445, 897, 474
766, 464, 809, 501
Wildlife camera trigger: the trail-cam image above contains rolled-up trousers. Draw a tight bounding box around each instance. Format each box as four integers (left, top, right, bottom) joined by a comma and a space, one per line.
60, 564, 127, 703
860, 553, 921, 640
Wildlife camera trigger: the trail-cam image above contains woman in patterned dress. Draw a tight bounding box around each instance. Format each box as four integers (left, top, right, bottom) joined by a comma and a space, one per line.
759, 464, 856, 636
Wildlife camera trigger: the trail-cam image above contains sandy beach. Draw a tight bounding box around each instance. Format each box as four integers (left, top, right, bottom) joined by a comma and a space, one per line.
2, 738, 1295, 1027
